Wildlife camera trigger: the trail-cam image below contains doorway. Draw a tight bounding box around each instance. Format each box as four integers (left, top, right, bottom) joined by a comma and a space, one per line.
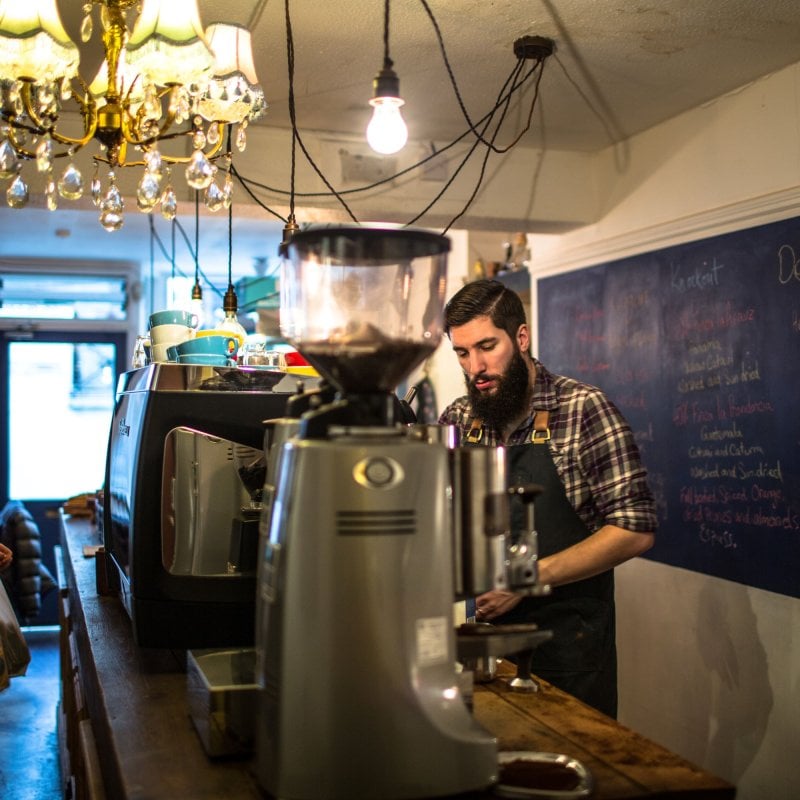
0, 330, 127, 625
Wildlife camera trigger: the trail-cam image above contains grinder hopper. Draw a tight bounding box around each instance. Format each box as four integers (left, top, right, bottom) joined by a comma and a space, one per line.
280, 224, 450, 404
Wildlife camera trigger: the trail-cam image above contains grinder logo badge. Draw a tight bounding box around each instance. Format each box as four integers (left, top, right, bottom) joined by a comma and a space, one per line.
118, 417, 131, 437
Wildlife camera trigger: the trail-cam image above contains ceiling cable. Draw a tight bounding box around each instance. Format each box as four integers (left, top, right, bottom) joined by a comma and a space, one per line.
148, 215, 155, 316
192, 192, 203, 301
236, 59, 539, 203
230, 0, 550, 236
409, 58, 527, 229
148, 0, 554, 263
282, 0, 358, 226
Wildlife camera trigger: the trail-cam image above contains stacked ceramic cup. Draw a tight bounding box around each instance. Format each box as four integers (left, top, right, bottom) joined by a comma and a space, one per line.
169, 334, 238, 366
148, 309, 199, 362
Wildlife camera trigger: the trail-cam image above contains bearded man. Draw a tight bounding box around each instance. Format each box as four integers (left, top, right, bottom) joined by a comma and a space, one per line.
438, 279, 657, 718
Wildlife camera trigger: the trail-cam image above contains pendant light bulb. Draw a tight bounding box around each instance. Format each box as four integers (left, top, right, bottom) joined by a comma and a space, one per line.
216, 285, 247, 355
366, 62, 408, 155
367, 97, 408, 155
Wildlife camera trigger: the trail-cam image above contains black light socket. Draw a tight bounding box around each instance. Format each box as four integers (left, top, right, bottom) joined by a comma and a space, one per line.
372, 60, 401, 99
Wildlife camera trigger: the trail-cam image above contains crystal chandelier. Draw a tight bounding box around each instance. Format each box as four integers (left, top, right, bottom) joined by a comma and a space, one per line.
0, 0, 266, 231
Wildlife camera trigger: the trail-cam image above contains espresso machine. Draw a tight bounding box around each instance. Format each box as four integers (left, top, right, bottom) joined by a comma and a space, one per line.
103, 364, 300, 648
254, 225, 549, 800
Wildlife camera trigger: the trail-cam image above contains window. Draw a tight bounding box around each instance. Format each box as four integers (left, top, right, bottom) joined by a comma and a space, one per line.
0, 272, 127, 321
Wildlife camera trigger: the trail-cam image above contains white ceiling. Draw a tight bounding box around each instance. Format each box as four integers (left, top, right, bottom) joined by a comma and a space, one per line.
2, 0, 800, 285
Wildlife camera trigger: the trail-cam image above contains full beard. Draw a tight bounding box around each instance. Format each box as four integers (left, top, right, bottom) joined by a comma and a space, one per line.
466, 348, 532, 432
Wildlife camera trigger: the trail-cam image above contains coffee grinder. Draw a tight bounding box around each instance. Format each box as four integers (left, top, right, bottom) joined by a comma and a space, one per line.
255, 225, 503, 799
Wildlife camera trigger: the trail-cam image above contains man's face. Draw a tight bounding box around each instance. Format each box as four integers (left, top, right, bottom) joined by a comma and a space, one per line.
449, 315, 531, 429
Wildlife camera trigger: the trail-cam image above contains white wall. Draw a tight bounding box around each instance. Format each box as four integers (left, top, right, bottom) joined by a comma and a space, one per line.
525, 60, 800, 800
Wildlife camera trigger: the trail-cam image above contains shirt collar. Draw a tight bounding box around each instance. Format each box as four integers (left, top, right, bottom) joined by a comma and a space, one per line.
529, 358, 559, 412
499, 358, 557, 443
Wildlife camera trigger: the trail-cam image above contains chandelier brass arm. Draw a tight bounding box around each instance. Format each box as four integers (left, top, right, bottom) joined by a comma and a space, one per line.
0, 0, 265, 229
2, 78, 98, 157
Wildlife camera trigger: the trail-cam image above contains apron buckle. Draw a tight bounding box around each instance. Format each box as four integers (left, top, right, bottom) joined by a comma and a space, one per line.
466, 419, 484, 443
531, 409, 550, 443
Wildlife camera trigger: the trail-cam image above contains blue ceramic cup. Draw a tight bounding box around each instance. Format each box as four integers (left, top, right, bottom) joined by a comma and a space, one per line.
149, 309, 199, 329
174, 335, 237, 358
177, 354, 232, 366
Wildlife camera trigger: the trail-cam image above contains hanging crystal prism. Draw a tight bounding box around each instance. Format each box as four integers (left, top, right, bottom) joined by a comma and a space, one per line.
142, 84, 160, 118
140, 117, 160, 140
7, 82, 22, 117
161, 185, 178, 220
169, 87, 190, 124
144, 149, 163, 177
91, 166, 102, 207
36, 83, 57, 120
192, 128, 206, 150
140, 84, 162, 139
6, 174, 29, 208
100, 177, 124, 232
222, 171, 233, 208
0, 140, 19, 179
80, 3, 93, 42
235, 122, 247, 152
185, 149, 215, 189
11, 126, 27, 148
36, 138, 54, 173
45, 174, 58, 210
204, 180, 225, 212
206, 123, 220, 146
100, 206, 124, 232
137, 171, 161, 212
58, 164, 84, 200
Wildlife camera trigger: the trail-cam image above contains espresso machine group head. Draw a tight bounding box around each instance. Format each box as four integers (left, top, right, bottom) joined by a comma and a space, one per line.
255, 225, 501, 799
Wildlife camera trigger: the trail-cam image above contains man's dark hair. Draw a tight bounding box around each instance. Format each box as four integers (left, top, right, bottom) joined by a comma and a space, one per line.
444, 279, 527, 343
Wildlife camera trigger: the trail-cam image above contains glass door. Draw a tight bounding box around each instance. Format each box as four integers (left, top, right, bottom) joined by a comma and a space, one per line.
0, 330, 127, 625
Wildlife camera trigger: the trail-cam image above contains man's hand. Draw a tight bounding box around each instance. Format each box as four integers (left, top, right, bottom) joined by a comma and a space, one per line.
0, 543, 12, 570
475, 589, 521, 621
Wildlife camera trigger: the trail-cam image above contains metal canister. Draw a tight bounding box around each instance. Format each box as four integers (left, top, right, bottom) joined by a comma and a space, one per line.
450, 445, 510, 599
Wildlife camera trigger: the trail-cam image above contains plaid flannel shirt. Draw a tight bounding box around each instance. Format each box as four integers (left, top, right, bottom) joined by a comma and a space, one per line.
438, 358, 657, 536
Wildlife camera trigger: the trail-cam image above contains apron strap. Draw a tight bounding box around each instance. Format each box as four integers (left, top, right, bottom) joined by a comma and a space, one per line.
531, 409, 551, 443
464, 410, 550, 444
465, 417, 484, 443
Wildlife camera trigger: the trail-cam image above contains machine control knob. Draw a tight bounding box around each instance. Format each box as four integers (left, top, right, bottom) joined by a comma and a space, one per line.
363, 457, 395, 486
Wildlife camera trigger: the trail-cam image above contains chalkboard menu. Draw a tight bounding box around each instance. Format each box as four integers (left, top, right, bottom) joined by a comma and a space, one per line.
537, 216, 800, 598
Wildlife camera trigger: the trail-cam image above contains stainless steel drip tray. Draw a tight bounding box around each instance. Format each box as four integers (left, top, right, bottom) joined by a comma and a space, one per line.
186, 648, 258, 758
456, 623, 553, 660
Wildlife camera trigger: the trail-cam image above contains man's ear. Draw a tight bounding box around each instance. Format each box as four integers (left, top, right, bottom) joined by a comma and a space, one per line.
516, 323, 530, 353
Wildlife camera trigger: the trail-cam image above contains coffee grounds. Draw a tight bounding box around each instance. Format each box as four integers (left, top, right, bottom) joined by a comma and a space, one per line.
498, 758, 582, 791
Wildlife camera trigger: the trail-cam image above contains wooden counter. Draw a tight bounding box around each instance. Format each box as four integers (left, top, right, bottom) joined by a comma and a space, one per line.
59, 512, 735, 800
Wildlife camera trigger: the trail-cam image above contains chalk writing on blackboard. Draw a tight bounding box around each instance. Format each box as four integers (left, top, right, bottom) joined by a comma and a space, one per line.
538, 216, 800, 598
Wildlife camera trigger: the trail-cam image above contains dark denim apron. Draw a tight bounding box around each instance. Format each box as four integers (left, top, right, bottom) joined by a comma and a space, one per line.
469, 414, 618, 718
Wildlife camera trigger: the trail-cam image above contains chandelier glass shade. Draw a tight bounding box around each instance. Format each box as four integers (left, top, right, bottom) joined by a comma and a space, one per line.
200, 24, 266, 124
125, 0, 213, 87
0, 0, 266, 231
0, 1, 80, 82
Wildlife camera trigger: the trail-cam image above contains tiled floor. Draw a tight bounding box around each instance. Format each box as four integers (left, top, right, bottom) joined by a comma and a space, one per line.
0, 627, 62, 800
